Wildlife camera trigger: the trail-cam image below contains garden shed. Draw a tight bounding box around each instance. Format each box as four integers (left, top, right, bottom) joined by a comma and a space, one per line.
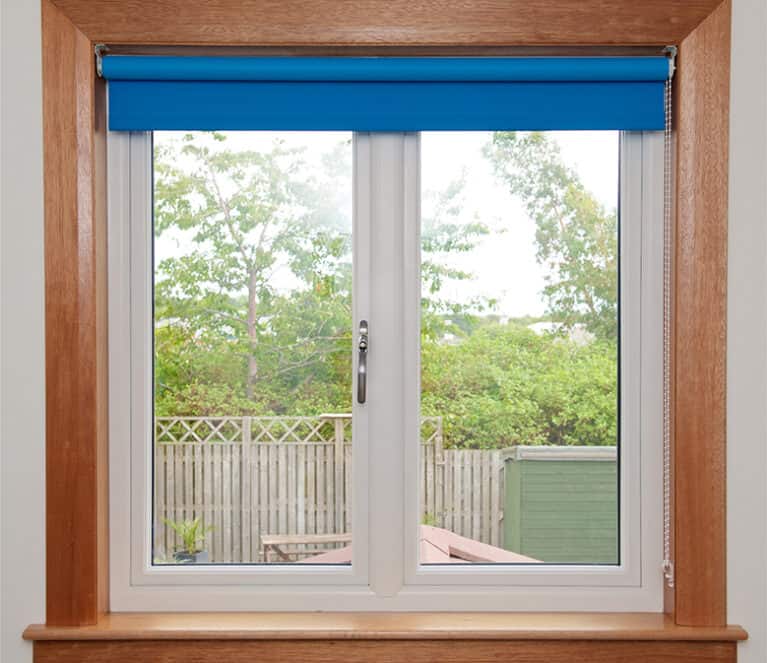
503, 446, 618, 564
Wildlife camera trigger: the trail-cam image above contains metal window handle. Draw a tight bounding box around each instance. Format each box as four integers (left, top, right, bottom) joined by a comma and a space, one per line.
357, 320, 368, 404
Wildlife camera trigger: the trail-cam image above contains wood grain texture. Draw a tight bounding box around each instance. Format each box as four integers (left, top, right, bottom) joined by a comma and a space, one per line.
32, 639, 738, 663
40, 0, 734, 637
103, 45, 671, 57
42, 0, 109, 626
22, 612, 747, 642
673, 0, 731, 628
50, 0, 720, 46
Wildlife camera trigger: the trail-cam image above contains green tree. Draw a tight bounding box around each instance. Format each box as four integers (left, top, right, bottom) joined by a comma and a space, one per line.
154, 133, 352, 408
154, 131, 619, 451
421, 321, 617, 448
420, 172, 491, 339
154, 133, 489, 416
485, 132, 618, 340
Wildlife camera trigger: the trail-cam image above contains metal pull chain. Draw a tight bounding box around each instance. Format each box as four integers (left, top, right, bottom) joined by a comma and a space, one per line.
662, 47, 677, 589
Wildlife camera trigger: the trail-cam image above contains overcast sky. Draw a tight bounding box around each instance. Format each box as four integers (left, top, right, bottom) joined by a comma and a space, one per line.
422, 131, 618, 318
155, 130, 618, 319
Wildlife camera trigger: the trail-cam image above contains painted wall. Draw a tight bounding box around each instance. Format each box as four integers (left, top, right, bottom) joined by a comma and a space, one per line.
1, 0, 46, 661
0, 0, 765, 661
726, 0, 767, 660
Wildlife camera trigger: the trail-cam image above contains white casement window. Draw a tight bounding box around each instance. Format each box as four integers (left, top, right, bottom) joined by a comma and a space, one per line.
108, 129, 664, 611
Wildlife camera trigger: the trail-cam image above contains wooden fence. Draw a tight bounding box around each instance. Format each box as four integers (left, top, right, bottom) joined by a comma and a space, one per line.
154, 415, 504, 562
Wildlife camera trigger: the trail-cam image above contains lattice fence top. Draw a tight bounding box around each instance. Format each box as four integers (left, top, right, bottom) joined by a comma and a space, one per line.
420, 418, 443, 446
155, 415, 442, 445
156, 417, 244, 444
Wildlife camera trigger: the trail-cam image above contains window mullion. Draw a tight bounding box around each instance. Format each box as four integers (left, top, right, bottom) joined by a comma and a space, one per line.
351, 133, 372, 582
363, 132, 419, 597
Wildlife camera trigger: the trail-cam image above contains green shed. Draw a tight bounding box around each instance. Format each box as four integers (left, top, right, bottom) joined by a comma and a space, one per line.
503, 446, 618, 564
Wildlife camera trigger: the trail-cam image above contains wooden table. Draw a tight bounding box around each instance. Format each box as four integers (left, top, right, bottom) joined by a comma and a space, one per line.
261, 533, 352, 562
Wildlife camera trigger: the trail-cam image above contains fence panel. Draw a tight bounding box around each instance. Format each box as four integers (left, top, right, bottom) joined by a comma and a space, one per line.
154, 415, 505, 563
427, 449, 504, 547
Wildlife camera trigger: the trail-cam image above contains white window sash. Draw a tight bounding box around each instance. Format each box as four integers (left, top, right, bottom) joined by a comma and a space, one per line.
108, 130, 664, 612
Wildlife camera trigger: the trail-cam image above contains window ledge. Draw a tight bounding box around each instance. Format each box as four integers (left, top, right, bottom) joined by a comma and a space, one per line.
23, 612, 747, 642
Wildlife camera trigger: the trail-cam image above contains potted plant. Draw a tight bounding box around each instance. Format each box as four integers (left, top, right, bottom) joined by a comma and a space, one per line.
163, 517, 214, 563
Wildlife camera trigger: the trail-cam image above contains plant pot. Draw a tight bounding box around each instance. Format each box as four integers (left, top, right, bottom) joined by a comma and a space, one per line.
173, 550, 210, 564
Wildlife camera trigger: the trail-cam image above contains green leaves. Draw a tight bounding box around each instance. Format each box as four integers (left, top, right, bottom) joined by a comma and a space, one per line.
162, 517, 214, 554
485, 132, 618, 341
153, 133, 353, 407
421, 322, 617, 449
420, 169, 491, 339
153, 132, 617, 452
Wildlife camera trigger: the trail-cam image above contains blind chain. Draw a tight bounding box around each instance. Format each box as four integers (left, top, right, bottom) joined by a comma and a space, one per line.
662, 54, 676, 588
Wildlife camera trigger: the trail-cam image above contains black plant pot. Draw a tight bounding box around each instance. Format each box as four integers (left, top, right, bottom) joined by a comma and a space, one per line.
173, 550, 210, 564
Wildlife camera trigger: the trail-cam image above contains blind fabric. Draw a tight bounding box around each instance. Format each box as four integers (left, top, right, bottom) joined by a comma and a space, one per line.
103, 56, 669, 132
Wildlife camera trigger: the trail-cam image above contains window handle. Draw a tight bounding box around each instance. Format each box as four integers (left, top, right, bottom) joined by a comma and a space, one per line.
357, 320, 368, 404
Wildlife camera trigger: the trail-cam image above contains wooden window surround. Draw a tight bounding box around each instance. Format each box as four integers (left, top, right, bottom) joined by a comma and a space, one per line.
26, 0, 744, 660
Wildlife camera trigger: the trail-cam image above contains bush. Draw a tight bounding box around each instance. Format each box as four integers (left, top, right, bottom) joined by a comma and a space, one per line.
421, 322, 617, 449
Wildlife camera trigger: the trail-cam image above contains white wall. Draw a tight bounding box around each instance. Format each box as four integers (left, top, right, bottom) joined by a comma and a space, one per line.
727, 0, 767, 661
1, 0, 46, 661
0, 0, 765, 661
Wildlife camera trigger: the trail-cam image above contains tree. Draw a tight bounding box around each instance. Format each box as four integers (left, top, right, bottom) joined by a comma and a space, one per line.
154, 131, 619, 450
421, 321, 617, 448
420, 171, 491, 340
154, 133, 352, 407
485, 132, 618, 340
153, 133, 489, 415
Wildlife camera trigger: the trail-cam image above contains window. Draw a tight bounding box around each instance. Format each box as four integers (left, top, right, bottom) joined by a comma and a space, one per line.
151, 131, 355, 568
107, 56, 666, 611
418, 132, 621, 566
109, 127, 663, 611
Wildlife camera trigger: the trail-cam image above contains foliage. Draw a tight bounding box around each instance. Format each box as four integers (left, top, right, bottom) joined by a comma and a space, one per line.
421, 321, 617, 449
420, 172, 491, 339
163, 517, 214, 554
154, 133, 488, 415
153, 131, 619, 451
154, 132, 354, 409
485, 132, 618, 341
422, 513, 438, 527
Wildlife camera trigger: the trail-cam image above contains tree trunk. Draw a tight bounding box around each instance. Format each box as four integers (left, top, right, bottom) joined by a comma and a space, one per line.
246, 271, 258, 400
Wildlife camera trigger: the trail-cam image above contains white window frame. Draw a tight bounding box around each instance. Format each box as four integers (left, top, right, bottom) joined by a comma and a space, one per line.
108, 130, 664, 612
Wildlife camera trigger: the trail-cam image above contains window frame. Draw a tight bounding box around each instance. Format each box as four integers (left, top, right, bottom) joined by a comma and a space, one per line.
32, 0, 734, 642
108, 129, 664, 612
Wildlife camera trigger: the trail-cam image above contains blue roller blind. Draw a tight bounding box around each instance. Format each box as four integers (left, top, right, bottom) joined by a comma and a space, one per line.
103, 56, 669, 132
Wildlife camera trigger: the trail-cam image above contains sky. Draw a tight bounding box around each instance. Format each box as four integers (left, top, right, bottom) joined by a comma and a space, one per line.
421, 131, 618, 318
154, 130, 619, 319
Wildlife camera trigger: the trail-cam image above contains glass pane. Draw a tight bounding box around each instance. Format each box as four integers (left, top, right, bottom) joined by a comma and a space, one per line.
419, 131, 619, 565
152, 131, 354, 565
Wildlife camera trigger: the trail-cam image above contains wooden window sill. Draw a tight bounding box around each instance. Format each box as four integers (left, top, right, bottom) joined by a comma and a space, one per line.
23, 613, 747, 663
24, 611, 747, 641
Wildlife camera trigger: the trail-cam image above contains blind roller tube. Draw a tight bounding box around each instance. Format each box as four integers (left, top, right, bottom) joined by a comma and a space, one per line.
102, 56, 670, 82
103, 56, 669, 132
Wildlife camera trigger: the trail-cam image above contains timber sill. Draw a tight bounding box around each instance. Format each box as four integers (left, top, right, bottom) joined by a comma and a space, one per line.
24, 611, 747, 641
23, 613, 747, 663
